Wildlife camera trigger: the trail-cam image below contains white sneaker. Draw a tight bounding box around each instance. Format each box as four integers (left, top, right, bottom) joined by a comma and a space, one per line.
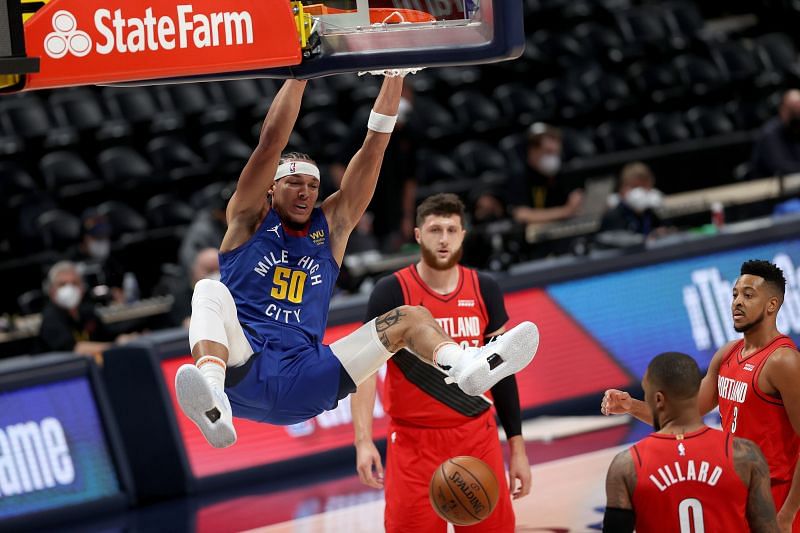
447, 321, 539, 396
175, 364, 237, 448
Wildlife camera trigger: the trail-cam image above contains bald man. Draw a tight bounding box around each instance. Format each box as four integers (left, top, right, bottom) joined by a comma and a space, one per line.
750, 89, 800, 179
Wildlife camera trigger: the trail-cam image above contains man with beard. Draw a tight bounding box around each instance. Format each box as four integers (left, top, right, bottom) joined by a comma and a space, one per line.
603, 351, 778, 533
351, 193, 532, 532
602, 260, 800, 532
175, 77, 540, 449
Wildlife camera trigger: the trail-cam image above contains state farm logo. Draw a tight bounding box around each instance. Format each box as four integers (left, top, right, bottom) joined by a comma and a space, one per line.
44, 11, 92, 58
43, 4, 253, 59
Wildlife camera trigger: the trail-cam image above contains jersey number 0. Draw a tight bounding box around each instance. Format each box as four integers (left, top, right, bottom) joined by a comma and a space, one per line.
271, 267, 307, 303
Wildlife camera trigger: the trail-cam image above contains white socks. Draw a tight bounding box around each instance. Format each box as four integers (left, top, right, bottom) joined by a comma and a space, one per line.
197, 355, 226, 390
433, 342, 462, 369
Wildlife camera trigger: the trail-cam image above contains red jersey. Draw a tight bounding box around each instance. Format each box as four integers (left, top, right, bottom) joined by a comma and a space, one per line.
631, 427, 748, 533
718, 335, 800, 484
369, 264, 507, 427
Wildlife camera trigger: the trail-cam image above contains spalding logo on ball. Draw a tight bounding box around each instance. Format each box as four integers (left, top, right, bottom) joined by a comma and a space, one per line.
429, 456, 499, 526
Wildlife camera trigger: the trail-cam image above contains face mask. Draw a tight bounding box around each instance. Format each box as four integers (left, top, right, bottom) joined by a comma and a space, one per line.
537, 154, 561, 176
205, 271, 221, 281
55, 283, 82, 309
397, 97, 412, 124
87, 239, 111, 260
625, 187, 663, 212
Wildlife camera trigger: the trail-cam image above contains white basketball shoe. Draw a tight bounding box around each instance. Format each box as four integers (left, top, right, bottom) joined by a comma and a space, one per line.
446, 321, 540, 396
175, 364, 237, 448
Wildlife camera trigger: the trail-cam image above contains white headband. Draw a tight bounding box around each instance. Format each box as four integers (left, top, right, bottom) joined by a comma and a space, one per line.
274, 160, 320, 181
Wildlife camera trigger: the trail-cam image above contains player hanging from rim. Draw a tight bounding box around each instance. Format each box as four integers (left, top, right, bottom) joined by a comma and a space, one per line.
602, 260, 800, 532
604, 351, 778, 533
175, 73, 540, 448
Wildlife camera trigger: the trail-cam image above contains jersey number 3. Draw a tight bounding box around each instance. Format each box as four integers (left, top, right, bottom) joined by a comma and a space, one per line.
271, 267, 307, 303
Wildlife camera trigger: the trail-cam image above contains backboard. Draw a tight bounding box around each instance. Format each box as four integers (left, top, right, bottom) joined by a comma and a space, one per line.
0, 0, 524, 92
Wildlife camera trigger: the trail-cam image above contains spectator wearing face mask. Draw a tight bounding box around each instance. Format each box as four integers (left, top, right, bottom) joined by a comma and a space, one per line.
153, 247, 220, 329
750, 89, 800, 179
37, 260, 117, 356
71, 209, 131, 305
508, 123, 584, 225
600, 162, 665, 236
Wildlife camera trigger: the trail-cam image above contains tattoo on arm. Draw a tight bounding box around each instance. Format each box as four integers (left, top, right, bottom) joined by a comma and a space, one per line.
374, 309, 406, 352
375, 308, 404, 333
379, 331, 399, 353
735, 438, 779, 533
605, 449, 636, 511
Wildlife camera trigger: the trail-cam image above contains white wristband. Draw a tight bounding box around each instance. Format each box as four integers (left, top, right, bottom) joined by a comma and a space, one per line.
368, 110, 397, 133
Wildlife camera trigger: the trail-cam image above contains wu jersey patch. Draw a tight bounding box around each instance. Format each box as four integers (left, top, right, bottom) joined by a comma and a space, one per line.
310, 229, 325, 246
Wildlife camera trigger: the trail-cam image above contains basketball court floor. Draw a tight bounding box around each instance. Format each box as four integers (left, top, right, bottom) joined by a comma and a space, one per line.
62, 415, 659, 533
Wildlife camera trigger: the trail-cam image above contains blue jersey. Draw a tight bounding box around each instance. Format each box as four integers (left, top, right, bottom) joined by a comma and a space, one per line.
219, 207, 339, 352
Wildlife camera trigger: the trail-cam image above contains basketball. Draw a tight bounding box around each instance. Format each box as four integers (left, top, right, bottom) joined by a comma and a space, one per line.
429, 456, 499, 526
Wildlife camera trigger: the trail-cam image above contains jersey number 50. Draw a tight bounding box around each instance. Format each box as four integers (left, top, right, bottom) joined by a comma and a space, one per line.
271, 267, 307, 303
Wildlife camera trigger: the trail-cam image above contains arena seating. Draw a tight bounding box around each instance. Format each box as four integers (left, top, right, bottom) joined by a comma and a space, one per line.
1, 0, 799, 321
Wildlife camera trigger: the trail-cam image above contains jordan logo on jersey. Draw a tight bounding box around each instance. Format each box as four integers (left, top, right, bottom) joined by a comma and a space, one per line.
718, 375, 748, 403
267, 224, 281, 238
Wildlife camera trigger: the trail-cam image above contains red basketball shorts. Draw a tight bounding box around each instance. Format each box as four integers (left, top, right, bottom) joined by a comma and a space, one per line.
383, 409, 515, 533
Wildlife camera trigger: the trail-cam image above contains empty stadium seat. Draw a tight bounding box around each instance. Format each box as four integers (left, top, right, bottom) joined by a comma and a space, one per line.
708, 40, 762, 86
17, 289, 45, 315
672, 54, 727, 96
754, 33, 800, 85
686, 106, 737, 137
0, 161, 38, 198
145, 136, 208, 180
498, 133, 527, 176
0, 93, 78, 149
627, 61, 686, 103
642, 112, 693, 144
453, 140, 507, 177
97, 146, 159, 191
298, 111, 349, 161
102, 86, 183, 134
561, 128, 598, 160
49, 88, 130, 142
96, 201, 148, 237
448, 90, 503, 133
418, 150, 463, 185
596, 121, 647, 152
411, 96, 458, 140
39, 150, 104, 199
156, 84, 233, 128
662, 2, 705, 50
36, 209, 82, 251
493, 83, 546, 126
199, 131, 252, 174
615, 7, 673, 57
145, 194, 195, 228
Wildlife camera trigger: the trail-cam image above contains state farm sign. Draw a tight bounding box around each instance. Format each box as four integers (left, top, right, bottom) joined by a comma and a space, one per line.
24, 0, 301, 89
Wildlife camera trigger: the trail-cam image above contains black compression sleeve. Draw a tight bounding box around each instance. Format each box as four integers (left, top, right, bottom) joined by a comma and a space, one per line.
364, 274, 405, 323
490, 375, 522, 438
477, 272, 509, 334
602, 507, 635, 533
